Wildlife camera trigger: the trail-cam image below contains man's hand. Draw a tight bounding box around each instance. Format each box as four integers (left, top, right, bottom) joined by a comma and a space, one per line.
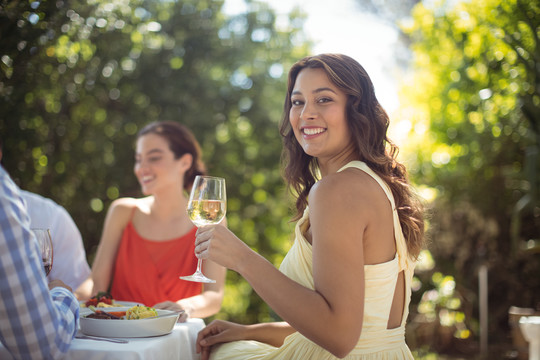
48, 279, 72, 292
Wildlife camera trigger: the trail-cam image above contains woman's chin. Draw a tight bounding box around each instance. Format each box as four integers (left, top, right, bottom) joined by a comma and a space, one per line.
140, 186, 153, 196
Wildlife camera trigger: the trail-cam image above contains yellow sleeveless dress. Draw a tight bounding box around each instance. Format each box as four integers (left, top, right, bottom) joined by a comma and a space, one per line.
210, 161, 416, 359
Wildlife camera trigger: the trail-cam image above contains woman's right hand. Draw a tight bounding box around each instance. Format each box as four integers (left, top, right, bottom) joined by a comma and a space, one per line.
196, 320, 247, 360
194, 225, 251, 273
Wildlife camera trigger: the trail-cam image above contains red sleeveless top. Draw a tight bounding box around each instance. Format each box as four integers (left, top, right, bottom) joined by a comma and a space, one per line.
110, 221, 202, 306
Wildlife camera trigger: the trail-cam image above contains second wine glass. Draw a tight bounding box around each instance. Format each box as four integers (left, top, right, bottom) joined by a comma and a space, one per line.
32, 228, 53, 276
180, 175, 226, 283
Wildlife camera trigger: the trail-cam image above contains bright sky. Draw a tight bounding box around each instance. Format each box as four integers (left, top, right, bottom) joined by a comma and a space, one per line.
223, 0, 401, 113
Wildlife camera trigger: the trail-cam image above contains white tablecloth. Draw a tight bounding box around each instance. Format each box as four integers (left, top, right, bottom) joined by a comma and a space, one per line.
0, 318, 205, 360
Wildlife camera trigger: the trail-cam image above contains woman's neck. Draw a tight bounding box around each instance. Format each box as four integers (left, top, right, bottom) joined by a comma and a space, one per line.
149, 189, 188, 221
318, 152, 358, 177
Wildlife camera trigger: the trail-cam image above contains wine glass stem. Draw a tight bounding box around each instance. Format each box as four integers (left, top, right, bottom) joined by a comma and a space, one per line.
195, 259, 204, 274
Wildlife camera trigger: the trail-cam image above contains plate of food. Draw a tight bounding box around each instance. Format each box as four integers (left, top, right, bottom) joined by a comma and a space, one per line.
80, 305, 181, 338
79, 292, 142, 316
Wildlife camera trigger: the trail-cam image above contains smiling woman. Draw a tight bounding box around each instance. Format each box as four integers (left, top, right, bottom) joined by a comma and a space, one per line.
88, 121, 226, 322
194, 54, 425, 360
289, 67, 351, 164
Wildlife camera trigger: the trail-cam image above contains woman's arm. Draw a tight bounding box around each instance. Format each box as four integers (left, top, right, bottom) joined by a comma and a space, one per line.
196, 171, 380, 357
90, 198, 135, 296
74, 276, 94, 300
197, 321, 295, 360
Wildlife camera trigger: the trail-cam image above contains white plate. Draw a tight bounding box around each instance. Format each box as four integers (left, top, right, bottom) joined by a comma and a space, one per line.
80, 307, 180, 338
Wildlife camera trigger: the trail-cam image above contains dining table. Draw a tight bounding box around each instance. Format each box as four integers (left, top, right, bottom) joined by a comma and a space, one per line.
0, 318, 205, 360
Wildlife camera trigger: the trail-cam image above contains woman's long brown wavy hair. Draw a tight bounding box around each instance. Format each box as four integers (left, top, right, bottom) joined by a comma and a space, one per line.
279, 54, 425, 258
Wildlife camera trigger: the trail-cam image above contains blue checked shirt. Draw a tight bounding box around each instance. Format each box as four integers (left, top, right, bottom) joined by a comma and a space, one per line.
0, 167, 79, 359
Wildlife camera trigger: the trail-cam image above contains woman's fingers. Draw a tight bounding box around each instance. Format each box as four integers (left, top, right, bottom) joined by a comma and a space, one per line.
196, 323, 216, 353
199, 331, 228, 347
194, 227, 213, 257
177, 311, 189, 322
195, 226, 214, 241
194, 226, 219, 258
196, 320, 246, 359
153, 301, 177, 310
196, 320, 230, 350
194, 224, 247, 270
200, 347, 211, 360
154, 301, 189, 322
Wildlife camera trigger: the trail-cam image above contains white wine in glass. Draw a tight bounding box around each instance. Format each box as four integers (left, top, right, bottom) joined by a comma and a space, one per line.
32, 228, 53, 276
180, 176, 226, 283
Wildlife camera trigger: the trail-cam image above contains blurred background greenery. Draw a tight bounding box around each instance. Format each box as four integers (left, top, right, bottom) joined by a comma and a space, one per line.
1, 0, 538, 358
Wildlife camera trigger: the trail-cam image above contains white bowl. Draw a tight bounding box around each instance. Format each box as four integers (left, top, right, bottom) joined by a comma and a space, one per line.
519, 316, 540, 342
80, 308, 179, 338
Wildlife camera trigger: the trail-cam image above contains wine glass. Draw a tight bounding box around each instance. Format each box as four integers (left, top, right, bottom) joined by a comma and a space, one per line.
180, 176, 226, 283
32, 228, 53, 276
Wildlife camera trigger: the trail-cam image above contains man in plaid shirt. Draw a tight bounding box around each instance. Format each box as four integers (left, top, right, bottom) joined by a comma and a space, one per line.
0, 166, 79, 359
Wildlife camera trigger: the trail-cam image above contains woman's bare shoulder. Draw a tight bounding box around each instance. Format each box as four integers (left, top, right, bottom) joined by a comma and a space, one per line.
310, 168, 376, 203
107, 197, 148, 219
110, 197, 138, 209
309, 168, 390, 226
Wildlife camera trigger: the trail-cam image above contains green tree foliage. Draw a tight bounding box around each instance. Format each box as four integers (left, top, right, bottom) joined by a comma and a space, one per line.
399, 0, 539, 353
0, 0, 311, 323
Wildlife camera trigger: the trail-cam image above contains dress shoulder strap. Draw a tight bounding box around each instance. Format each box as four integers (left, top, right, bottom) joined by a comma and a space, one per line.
337, 161, 412, 271
338, 161, 396, 208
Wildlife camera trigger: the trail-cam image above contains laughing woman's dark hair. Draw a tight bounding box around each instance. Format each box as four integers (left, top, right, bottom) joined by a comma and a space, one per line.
279, 53, 425, 259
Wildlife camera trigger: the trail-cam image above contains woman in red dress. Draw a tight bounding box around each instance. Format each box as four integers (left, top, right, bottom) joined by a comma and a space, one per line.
91, 121, 225, 322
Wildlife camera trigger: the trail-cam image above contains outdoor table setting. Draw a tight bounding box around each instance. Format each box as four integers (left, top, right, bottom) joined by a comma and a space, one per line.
0, 311, 205, 360
70, 303, 205, 360
67, 317, 205, 360
65, 304, 205, 359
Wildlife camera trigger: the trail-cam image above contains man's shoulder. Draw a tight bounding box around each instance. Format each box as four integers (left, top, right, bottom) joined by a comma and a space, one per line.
21, 190, 62, 211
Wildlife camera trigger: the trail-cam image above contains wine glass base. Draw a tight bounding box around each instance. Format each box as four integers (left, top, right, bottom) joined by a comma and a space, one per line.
180, 274, 216, 284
